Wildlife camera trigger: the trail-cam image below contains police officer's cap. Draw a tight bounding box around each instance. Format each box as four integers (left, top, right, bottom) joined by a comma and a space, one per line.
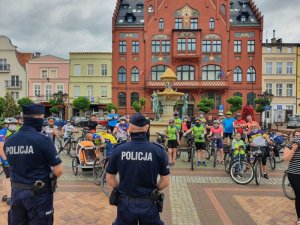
22, 104, 45, 115
129, 113, 148, 127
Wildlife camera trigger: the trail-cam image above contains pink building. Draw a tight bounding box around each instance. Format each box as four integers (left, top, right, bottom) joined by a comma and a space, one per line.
26, 54, 69, 117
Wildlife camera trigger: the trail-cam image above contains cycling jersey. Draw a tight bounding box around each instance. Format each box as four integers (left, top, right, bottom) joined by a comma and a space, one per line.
43, 125, 58, 142
248, 130, 266, 146
62, 124, 75, 138
167, 126, 177, 140
231, 139, 246, 155
174, 118, 182, 131
234, 119, 246, 135
191, 125, 205, 143
211, 126, 223, 139
114, 123, 129, 141
223, 117, 235, 133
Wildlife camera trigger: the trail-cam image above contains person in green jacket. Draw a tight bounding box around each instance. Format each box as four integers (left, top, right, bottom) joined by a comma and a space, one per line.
173, 111, 183, 139
183, 118, 207, 166
165, 118, 180, 165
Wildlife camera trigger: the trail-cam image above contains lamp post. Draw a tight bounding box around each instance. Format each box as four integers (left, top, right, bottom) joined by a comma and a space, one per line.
52, 91, 69, 119
258, 90, 274, 131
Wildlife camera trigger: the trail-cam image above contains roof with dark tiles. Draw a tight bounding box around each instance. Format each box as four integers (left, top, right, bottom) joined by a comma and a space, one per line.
115, 0, 145, 27
230, 0, 261, 26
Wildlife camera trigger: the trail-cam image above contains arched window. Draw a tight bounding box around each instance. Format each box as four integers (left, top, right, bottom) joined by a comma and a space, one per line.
151, 65, 168, 80
209, 18, 215, 30
177, 65, 195, 80
131, 67, 139, 82
202, 65, 221, 80
159, 18, 164, 30
220, 4, 226, 16
247, 67, 256, 82
131, 92, 139, 105
233, 92, 243, 97
118, 92, 126, 107
233, 67, 242, 82
247, 92, 256, 106
118, 67, 126, 82
148, 5, 153, 13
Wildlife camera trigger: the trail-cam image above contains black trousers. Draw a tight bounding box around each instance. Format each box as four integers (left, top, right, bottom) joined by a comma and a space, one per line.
288, 173, 300, 218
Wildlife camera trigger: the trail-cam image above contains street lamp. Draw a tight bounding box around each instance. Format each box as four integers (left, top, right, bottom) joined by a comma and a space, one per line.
257, 90, 274, 131
52, 91, 69, 119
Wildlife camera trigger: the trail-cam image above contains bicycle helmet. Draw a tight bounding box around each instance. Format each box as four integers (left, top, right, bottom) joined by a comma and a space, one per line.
47, 117, 55, 121
213, 120, 220, 124
226, 111, 232, 115
4, 118, 18, 124
13, 115, 22, 120
119, 116, 127, 121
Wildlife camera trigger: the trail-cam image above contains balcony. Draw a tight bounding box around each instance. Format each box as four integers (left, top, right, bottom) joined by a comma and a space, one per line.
146, 80, 228, 89
0, 64, 10, 72
5, 81, 22, 89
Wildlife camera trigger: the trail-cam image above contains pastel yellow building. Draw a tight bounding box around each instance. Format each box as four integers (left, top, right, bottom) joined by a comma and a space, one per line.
262, 35, 298, 122
297, 46, 300, 114
69, 52, 112, 116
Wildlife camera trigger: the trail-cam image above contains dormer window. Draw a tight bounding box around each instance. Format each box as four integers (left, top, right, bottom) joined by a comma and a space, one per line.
136, 3, 143, 12
148, 5, 154, 13
241, 16, 246, 22
122, 3, 129, 9
127, 17, 133, 23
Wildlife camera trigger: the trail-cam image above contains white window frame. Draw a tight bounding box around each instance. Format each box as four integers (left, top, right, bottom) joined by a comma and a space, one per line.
87, 64, 94, 76
101, 86, 107, 97
87, 85, 93, 97
41, 69, 48, 78
265, 62, 272, 74
33, 83, 41, 97
276, 83, 283, 97
286, 62, 293, 74
286, 83, 293, 97
56, 84, 64, 93
49, 69, 57, 78
45, 84, 52, 101
101, 64, 108, 76
74, 64, 81, 76
276, 62, 283, 75
74, 86, 80, 97
266, 83, 272, 94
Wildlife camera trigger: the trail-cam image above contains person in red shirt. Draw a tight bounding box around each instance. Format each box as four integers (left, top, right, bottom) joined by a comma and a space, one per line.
233, 112, 247, 140
182, 115, 191, 133
246, 115, 260, 131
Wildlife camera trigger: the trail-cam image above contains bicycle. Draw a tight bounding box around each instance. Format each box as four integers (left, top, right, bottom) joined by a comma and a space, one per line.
229, 150, 254, 185
267, 143, 276, 171
208, 138, 219, 168
250, 145, 266, 185
56, 131, 78, 158
282, 170, 296, 200
100, 157, 113, 197
156, 132, 181, 159
187, 134, 196, 170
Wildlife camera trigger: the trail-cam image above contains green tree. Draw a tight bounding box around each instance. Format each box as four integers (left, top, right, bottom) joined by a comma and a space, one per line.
3, 92, 19, 117
50, 106, 59, 114
226, 96, 242, 113
73, 97, 91, 112
139, 97, 146, 111
197, 98, 214, 113
17, 97, 33, 110
106, 103, 118, 113
255, 97, 271, 113
132, 101, 142, 112
0, 97, 5, 116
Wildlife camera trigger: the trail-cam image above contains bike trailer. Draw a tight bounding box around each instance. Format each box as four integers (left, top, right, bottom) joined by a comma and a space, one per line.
77, 141, 100, 165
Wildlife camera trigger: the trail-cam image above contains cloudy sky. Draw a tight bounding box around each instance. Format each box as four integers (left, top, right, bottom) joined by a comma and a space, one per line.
0, 0, 299, 59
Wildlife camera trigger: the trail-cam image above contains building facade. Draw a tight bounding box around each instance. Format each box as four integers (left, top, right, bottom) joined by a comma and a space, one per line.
297, 46, 300, 114
0, 35, 32, 100
112, 0, 263, 116
26, 54, 69, 117
262, 36, 298, 122
69, 52, 112, 116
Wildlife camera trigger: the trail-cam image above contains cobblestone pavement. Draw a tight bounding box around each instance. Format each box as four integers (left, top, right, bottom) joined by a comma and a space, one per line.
0, 152, 296, 225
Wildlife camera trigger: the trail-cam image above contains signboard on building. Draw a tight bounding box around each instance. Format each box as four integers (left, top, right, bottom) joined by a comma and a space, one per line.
274, 109, 285, 123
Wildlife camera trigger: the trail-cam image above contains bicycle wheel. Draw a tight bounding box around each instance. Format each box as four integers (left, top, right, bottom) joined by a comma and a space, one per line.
213, 147, 217, 168
55, 139, 63, 154
176, 146, 181, 159
69, 141, 78, 158
275, 146, 284, 163
230, 160, 254, 185
93, 157, 104, 185
206, 144, 211, 160
101, 170, 113, 197
72, 158, 78, 176
267, 151, 276, 171
187, 146, 191, 162
224, 154, 232, 173
254, 160, 262, 185
282, 172, 296, 200
190, 147, 195, 171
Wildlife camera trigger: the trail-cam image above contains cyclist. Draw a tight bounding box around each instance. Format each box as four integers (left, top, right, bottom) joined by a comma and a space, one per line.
231, 133, 246, 160
248, 123, 270, 179
206, 115, 214, 134
107, 109, 119, 133
183, 118, 207, 166
113, 116, 129, 143
0, 117, 18, 205
62, 120, 78, 141
218, 112, 225, 124
207, 120, 224, 164
182, 115, 191, 133
223, 111, 235, 141
233, 112, 247, 141
198, 111, 206, 123
173, 111, 183, 139
165, 118, 180, 165
87, 113, 98, 133
13, 114, 23, 129
42, 117, 59, 143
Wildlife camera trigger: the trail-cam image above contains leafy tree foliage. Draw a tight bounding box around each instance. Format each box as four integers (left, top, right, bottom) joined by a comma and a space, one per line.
0, 97, 5, 116
17, 97, 33, 110
3, 92, 19, 118
132, 98, 146, 113
226, 96, 242, 113
73, 97, 91, 112
255, 97, 271, 113
197, 98, 214, 113
106, 103, 118, 113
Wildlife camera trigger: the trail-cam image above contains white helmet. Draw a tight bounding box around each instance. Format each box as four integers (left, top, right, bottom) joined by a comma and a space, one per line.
4, 118, 18, 124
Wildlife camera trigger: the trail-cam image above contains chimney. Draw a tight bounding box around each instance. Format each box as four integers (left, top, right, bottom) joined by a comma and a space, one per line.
271, 29, 276, 44
35, 52, 41, 58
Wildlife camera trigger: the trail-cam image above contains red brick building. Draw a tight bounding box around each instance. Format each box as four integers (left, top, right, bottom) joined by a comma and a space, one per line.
112, 0, 263, 116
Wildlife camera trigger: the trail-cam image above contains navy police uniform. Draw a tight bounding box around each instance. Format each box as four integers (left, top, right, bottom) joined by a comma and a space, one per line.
106, 113, 170, 225
5, 104, 62, 225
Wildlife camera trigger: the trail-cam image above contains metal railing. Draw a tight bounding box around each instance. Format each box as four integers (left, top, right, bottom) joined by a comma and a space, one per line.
0, 64, 10, 71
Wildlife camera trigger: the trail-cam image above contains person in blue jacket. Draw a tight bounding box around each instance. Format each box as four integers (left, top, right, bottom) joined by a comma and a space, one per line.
106, 113, 170, 225
5, 104, 63, 225
107, 109, 119, 133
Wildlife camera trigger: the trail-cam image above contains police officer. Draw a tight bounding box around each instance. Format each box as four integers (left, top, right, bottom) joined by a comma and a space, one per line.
4, 104, 63, 225
106, 113, 170, 225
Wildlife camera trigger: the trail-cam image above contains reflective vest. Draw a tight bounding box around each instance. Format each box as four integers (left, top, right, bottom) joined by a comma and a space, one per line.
167, 126, 177, 140
174, 118, 182, 131
192, 125, 205, 143
232, 139, 245, 156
